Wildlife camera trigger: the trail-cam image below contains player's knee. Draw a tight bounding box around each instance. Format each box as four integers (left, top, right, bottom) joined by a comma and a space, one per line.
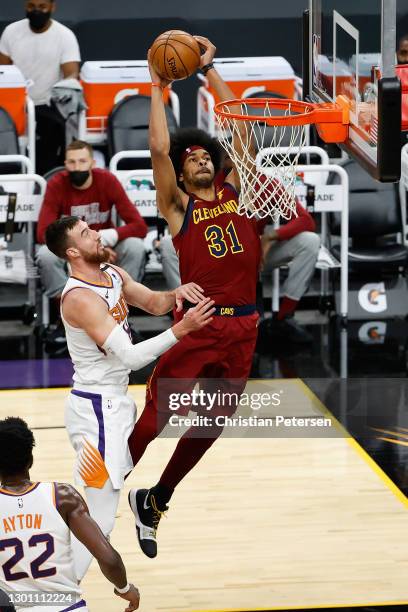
160, 234, 177, 259
120, 237, 145, 260
36, 244, 63, 269
299, 231, 320, 255
118, 237, 146, 280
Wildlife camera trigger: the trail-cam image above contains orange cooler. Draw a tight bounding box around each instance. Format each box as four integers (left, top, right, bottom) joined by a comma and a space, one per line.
204, 56, 296, 100
80, 60, 170, 132
0, 66, 27, 135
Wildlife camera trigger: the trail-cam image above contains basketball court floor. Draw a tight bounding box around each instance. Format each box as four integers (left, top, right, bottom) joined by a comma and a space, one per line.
1, 320, 408, 612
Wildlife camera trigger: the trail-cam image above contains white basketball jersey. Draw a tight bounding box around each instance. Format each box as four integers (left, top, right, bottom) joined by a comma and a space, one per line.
61, 265, 131, 388
0, 482, 81, 604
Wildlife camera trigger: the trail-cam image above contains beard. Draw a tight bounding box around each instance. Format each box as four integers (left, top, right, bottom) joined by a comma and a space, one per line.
190, 171, 214, 189
82, 246, 107, 264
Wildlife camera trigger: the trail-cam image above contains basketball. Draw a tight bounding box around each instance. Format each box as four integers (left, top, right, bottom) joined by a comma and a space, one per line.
150, 30, 201, 81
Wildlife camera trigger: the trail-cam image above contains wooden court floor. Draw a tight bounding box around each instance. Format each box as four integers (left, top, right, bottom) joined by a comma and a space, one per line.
1, 382, 408, 611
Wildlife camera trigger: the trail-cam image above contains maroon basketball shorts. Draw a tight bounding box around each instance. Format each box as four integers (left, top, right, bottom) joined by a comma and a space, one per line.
145, 312, 259, 417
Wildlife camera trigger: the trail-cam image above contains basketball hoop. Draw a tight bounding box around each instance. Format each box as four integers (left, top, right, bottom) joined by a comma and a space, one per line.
214, 97, 349, 220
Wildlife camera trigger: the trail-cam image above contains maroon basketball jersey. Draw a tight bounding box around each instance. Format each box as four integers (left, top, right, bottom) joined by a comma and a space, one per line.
172, 182, 261, 305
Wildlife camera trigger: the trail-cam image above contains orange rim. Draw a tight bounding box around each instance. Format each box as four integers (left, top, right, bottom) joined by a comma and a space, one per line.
214, 97, 347, 124
214, 96, 350, 143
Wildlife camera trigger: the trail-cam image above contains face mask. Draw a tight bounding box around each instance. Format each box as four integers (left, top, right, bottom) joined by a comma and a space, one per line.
26, 10, 51, 31
69, 170, 90, 187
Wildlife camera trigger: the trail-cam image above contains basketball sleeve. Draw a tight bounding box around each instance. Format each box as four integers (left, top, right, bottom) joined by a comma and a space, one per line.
60, 27, 81, 64
102, 325, 178, 371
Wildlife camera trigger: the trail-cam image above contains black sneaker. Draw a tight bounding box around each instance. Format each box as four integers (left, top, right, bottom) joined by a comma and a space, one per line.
128, 488, 167, 558
266, 316, 313, 344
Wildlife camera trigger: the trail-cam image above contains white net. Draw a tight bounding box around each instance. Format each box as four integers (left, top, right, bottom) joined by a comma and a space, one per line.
215, 99, 311, 220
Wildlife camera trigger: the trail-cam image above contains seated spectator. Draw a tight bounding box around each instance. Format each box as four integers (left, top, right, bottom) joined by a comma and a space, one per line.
154, 234, 181, 291
0, 0, 81, 174
397, 34, 408, 65
37, 140, 148, 342
259, 199, 320, 344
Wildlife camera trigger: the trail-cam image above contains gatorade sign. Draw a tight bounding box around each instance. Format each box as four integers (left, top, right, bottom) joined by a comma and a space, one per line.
358, 282, 387, 313
294, 184, 343, 211
358, 321, 387, 344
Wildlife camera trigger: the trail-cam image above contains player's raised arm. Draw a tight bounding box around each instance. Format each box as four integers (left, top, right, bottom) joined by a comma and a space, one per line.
194, 36, 256, 190
62, 285, 214, 371
148, 51, 188, 235
56, 484, 140, 611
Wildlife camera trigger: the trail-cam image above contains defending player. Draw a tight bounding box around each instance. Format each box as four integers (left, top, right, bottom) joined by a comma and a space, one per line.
0, 417, 140, 612
45, 216, 215, 580
127, 36, 261, 557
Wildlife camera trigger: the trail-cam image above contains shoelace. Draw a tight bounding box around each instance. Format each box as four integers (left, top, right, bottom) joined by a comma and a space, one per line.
150, 494, 167, 533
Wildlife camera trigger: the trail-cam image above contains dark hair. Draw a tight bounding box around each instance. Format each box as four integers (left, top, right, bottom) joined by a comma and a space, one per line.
45, 216, 80, 260
399, 34, 408, 46
169, 128, 222, 188
0, 417, 35, 477
66, 140, 93, 157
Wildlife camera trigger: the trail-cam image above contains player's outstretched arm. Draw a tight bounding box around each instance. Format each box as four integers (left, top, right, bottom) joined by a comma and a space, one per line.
111, 265, 205, 314
62, 286, 215, 371
194, 36, 256, 190
56, 484, 140, 611
148, 50, 188, 236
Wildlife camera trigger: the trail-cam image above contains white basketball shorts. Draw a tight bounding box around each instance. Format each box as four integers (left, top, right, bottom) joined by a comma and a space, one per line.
65, 389, 136, 490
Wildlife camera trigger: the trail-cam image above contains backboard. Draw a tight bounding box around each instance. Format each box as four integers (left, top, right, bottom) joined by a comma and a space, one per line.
304, 0, 401, 181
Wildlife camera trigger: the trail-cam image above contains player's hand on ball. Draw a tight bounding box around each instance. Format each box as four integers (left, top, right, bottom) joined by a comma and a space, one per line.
183, 297, 215, 331
114, 583, 140, 611
194, 35, 216, 68
174, 282, 206, 312
147, 48, 172, 89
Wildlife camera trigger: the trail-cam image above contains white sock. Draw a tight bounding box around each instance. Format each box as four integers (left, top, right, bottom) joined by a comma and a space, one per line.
72, 478, 121, 582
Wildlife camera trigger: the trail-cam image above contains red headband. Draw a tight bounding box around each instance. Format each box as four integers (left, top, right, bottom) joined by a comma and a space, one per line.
180, 145, 209, 168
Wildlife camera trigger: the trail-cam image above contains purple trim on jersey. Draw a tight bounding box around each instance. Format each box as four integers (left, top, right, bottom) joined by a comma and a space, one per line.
0, 482, 40, 497
70, 275, 113, 289
62, 599, 87, 611
106, 264, 123, 283
71, 391, 105, 460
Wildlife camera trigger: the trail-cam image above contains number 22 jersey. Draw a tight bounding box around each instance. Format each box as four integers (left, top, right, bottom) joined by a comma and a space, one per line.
0, 482, 83, 611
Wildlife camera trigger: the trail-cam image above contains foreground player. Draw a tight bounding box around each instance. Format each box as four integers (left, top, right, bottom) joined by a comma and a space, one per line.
45, 216, 214, 579
0, 417, 140, 612
127, 37, 261, 557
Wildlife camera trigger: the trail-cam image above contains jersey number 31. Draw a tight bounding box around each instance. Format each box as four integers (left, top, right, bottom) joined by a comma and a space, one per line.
205, 221, 244, 258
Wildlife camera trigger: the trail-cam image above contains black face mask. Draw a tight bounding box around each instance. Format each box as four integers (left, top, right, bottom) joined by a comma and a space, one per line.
26, 10, 52, 31
69, 170, 90, 187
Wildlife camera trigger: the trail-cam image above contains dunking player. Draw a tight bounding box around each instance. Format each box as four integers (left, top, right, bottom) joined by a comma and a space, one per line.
0, 417, 140, 612
45, 216, 214, 580
127, 37, 261, 557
